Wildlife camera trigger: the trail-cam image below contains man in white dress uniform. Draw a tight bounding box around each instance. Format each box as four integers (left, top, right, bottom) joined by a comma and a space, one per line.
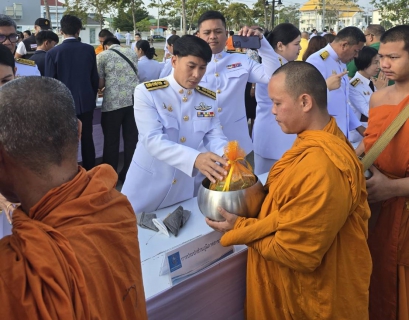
122, 35, 228, 213
196, 10, 278, 155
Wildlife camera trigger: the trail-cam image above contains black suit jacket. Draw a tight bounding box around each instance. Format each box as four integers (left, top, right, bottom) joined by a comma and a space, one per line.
45, 38, 99, 115
29, 50, 46, 76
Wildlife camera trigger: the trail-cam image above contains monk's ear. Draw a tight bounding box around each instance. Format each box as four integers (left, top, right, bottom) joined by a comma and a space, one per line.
300, 94, 313, 113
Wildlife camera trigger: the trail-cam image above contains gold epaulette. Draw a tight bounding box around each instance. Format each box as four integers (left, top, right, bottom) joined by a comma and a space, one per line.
195, 85, 216, 100
15, 58, 36, 66
144, 80, 169, 91
320, 51, 329, 60
350, 78, 360, 87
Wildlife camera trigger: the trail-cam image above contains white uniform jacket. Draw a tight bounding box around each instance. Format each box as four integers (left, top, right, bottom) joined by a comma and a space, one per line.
199, 37, 278, 154
137, 56, 164, 82
122, 76, 228, 213
348, 71, 373, 144
253, 54, 297, 162
159, 59, 173, 78
15, 58, 41, 77
306, 44, 361, 138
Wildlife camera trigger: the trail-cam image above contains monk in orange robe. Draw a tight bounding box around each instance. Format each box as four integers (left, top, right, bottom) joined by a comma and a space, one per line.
207, 61, 372, 319
0, 77, 147, 319
95, 44, 103, 55
358, 25, 409, 320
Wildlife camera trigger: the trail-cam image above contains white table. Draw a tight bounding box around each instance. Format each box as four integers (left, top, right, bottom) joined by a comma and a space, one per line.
140, 173, 268, 320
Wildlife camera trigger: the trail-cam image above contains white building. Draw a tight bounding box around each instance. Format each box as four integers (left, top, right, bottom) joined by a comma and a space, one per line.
299, 0, 365, 32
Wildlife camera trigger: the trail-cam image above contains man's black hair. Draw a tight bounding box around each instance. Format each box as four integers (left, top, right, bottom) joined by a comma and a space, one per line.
173, 35, 212, 63
103, 37, 120, 47
197, 11, 226, 30
354, 46, 378, 71
167, 34, 180, 46
380, 25, 409, 54
335, 26, 366, 45
0, 44, 15, 69
99, 29, 113, 38
36, 30, 59, 46
60, 15, 82, 36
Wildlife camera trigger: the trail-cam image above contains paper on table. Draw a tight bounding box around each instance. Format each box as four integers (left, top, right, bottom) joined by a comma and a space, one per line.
160, 231, 234, 285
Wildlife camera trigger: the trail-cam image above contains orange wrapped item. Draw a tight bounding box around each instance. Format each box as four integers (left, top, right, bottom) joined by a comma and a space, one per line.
210, 141, 256, 191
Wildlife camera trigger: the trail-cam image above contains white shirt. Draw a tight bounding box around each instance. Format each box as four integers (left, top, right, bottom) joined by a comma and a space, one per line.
348, 71, 373, 144
125, 33, 130, 40
122, 75, 228, 213
137, 56, 164, 82
306, 44, 361, 138
16, 41, 28, 55
159, 59, 173, 78
253, 53, 296, 161
15, 59, 41, 76
198, 36, 278, 154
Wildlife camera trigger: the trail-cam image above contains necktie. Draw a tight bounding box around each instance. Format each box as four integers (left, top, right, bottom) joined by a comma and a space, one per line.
369, 80, 375, 92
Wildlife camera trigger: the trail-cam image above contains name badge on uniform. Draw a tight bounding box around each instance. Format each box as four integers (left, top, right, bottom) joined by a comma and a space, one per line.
194, 102, 212, 111
226, 63, 242, 69
197, 112, 214, 117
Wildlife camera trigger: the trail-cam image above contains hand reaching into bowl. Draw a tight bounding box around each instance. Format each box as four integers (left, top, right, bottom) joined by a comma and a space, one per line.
206, 207, 238, 233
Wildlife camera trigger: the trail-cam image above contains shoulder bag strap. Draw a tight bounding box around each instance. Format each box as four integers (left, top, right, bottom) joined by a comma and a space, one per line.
361, 103, 409, 171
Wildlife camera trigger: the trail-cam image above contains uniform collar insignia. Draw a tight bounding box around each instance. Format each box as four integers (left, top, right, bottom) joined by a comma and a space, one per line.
195, 102, 212, 111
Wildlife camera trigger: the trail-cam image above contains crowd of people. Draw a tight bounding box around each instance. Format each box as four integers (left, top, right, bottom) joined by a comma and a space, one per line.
0, 8, 408, 320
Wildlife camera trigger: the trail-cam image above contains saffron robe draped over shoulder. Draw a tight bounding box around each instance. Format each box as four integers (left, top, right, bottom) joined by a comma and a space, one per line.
0, 165, 147, 320
221, 117, 372, 320
364, 94, 409, 320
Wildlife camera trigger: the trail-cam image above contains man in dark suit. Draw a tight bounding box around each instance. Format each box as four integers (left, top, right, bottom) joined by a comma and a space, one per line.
45, 15, 99, 170
29, 31, 59, 76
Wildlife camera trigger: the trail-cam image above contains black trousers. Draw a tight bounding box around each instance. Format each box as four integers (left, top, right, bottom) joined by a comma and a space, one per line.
77, 110, 95, 170
101, 105, 138, 182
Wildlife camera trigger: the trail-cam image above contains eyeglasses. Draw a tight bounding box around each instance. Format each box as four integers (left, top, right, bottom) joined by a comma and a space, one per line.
364, 33, 373, 38
0, 34, 18, 44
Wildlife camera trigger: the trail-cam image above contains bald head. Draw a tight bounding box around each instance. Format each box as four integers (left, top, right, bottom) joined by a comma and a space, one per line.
0, 77, 79, 175
301, 31, 309, 40
273, 61, 328, 110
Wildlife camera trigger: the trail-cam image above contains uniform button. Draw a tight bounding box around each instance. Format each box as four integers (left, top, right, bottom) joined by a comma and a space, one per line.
179, 89, 184, 94
218, 107, 222, 112
182, 97, 188, 102
172, 179, 177, 184
183, 115, 189, 121
215, 73, 219, 77
180, 137, 186, 143
216, 89, 221, 94
220, 125, 223, 129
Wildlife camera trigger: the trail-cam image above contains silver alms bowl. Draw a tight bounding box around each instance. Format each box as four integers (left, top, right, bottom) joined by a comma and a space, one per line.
197, 176, 266, 221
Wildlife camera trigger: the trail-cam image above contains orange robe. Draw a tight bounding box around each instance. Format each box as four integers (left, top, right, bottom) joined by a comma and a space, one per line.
221, 117, 371, 319
226, 36, 234, 51
95, 44, 103, 55
0, 165, 147, 320
364, 94, 409, 320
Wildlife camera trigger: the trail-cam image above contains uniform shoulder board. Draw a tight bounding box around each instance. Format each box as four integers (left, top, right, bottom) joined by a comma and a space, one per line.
350, 78, 360, 87
15, 58, 36, 66
144, 80, 169, 91
320, 51, 329, 60
195, 85, 216, 100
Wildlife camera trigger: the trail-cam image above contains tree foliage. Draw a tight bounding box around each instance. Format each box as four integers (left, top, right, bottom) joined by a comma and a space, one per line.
64, 0, 110, 29
112, 7, 149, 31
370, 0, 409, 25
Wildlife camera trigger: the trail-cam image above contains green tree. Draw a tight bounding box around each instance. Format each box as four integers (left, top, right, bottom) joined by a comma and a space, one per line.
224, 3, 253, 30
65, 0, 110, 29
112, 7, 149, 31
135, 17, 152, 31
277, 4, 301, 26
370, 0, 409, 25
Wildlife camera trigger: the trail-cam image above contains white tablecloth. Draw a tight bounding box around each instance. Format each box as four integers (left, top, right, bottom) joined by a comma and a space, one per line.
140, 173, 268, 320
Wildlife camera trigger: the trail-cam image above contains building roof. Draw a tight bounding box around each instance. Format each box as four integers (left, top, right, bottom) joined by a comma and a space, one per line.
86, 16, 100, 26
41, 0, 65, 5
339, 12, 358, 18
300, 0, 363, 12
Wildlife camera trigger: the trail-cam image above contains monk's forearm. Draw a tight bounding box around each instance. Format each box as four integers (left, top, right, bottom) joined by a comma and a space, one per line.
391, 177, 409, 198
234, 217, 259, 229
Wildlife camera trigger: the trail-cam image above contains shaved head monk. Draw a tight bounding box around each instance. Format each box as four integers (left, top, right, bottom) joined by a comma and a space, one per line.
0, 77, 147, 319
207, 61, 372, 319
358, 25, 409, 320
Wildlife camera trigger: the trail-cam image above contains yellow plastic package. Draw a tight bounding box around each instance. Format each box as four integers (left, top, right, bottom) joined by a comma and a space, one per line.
210, 141, 256, 191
